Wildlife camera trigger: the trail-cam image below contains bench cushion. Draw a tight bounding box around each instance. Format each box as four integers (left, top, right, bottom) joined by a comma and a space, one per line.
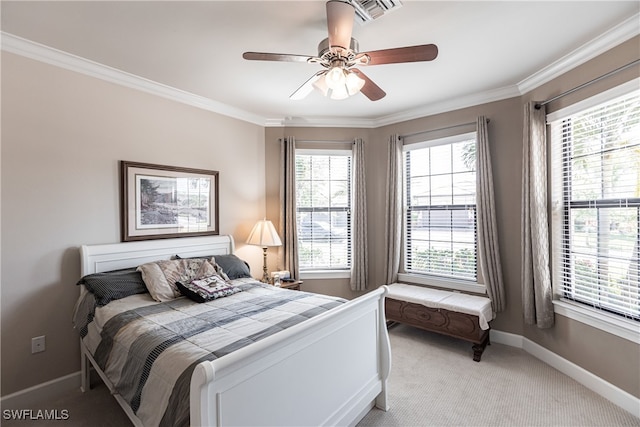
387, 283, 493, 330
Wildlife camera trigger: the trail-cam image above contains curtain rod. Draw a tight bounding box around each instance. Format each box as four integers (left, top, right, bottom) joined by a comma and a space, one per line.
399, 119, 488, 139
534, 59, 640, 110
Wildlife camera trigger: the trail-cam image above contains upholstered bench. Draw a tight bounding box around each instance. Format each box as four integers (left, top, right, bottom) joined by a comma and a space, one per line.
385, 283, 493, 361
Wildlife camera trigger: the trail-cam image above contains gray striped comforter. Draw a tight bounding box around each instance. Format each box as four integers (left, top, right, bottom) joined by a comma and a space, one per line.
73, 278, 346, 427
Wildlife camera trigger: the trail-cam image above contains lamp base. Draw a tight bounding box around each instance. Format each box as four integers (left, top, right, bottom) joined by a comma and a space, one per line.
261, 247, 269, 283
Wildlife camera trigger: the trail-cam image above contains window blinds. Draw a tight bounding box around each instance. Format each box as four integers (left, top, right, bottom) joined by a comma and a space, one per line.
549, 87, 640, 320
295, 152, 352, 270
403, 135, 477, 281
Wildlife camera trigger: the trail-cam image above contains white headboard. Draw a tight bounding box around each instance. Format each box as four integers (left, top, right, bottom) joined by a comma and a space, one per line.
80, 235, 235, 276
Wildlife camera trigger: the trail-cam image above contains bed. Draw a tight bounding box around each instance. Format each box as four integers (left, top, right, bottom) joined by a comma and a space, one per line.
73, 235, 391, 426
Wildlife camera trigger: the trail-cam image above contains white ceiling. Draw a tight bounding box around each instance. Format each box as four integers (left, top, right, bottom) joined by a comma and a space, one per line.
1, 1, 639, 127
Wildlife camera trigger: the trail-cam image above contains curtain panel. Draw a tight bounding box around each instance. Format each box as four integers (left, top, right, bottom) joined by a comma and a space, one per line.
521, 102, 554, 328
278, 137, 299, 280
351, 138, 368, 291
384, 134, 403, 284
476, 116, 506, 313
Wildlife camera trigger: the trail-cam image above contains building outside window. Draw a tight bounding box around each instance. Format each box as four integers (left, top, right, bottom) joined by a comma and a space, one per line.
295, 150, 351, 271
403, 132, 478, 282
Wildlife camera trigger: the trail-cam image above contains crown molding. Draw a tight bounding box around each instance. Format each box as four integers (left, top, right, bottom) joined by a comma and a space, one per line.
267, 84, 521, 128
3, 10, 638, 129
373, 85, 521, 127
1, 32, 266, 126
264, 116, 377, 128
517, 13, 640, 95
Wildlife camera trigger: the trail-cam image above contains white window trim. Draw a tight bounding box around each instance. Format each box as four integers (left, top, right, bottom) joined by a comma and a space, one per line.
553, 299, 640, 344
300, 270, 351, 280
397, 272, 486, 295
403, 131, 476, 149
296, 148, 353, 273
548, 77, 640, 341
546, 78, 639, 123
296, 148, 351, 156
402, 131, 479, 284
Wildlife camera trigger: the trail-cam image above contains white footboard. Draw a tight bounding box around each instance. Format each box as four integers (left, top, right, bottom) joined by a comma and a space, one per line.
190, 286, 391, 427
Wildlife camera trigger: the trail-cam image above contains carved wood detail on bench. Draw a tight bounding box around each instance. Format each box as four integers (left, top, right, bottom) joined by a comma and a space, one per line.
385, 298, 490, 361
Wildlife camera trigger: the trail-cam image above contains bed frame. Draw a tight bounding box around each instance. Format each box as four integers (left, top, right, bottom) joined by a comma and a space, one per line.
79, 235, 391, 426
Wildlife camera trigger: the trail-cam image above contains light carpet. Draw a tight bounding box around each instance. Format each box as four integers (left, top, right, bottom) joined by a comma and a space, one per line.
358, 324, 639, 427
2, 324, 638, 426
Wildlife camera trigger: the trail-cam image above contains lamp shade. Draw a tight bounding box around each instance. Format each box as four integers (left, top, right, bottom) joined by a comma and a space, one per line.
247, 218, 282, 247
345, 71, 365, 95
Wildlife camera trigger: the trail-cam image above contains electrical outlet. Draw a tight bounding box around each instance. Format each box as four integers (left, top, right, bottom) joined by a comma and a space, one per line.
31, 336, 45, 354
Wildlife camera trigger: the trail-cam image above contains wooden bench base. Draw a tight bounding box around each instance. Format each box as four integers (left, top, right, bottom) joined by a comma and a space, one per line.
385, 298, 490, 361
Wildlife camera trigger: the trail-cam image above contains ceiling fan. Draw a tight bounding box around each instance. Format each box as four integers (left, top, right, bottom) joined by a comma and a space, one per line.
242, 0, 438, 101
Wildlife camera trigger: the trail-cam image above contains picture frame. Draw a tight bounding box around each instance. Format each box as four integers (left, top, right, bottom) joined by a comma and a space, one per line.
120, 161, 219, 242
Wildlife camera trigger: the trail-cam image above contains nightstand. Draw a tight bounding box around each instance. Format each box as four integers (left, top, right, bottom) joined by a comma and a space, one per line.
278, 280, 302, 291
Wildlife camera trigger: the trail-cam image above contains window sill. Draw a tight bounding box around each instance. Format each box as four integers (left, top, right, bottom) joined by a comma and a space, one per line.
553, 299, 639, 344
397, 273, 486, 294
299, 270, 351, 280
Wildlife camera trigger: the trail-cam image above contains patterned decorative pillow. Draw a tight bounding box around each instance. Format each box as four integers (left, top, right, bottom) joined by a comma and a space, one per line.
137, 259, 218, 302
176, 275, 242, 303
173, 254, 231, 281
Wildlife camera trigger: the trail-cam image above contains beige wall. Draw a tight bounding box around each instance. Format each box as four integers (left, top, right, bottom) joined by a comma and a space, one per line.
263, 100, 523, 324
263, 37, 639, 398
2, 34, 638, 401
374, 98, 525, 333
521, 36, 640, 398
1, 53, 266, 395
264, 127, 374, 300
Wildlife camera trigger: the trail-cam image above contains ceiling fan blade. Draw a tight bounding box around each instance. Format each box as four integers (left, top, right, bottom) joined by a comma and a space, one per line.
290, 71, 327, 100
326, 0, 355, 53
243, 52, 314, 63
350, 69, 386, 101
359, 44, 439, 66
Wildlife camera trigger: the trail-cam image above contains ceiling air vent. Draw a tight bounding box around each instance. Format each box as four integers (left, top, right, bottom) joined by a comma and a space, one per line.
347, 0, 403, 24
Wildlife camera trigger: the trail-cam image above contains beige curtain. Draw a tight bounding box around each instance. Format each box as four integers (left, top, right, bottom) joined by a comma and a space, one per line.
278, 137, 299, 280
476, 116, 506, 312
351, 138, 368, 291
384, 134, 403, 284
521, 102, 554, 328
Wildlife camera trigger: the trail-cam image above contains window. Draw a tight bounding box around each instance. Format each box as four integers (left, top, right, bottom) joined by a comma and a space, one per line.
550, 82, 640, 322
403, 132, 477, 282
295, 150, 351, 271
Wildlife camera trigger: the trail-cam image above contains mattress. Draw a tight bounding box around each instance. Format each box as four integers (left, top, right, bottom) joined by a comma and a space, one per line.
73, 278, 346, 427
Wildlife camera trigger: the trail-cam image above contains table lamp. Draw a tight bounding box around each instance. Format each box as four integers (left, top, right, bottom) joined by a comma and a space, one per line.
247, 218, 282, 283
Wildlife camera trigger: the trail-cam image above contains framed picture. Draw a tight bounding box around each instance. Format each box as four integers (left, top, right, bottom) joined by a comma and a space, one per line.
120, 161, 219, 241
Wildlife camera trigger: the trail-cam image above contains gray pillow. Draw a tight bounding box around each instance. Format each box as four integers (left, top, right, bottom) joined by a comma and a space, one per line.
77, 268, 148, 306
212, 254, 252, 280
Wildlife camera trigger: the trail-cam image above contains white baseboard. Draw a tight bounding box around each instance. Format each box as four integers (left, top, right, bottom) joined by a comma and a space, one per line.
2, 332, 639, 420
489, 329, 524, 348
491, 330, 640, 418
0, 372, 81, 410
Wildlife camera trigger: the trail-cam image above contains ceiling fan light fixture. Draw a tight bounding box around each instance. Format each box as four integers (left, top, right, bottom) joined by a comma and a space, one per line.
329, 83, 349, 100
312, 68, 363, 99
244, 0, 437, 102
325, 66, 347, 90
312, 73, 330, 96
345, 70, 365, 95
